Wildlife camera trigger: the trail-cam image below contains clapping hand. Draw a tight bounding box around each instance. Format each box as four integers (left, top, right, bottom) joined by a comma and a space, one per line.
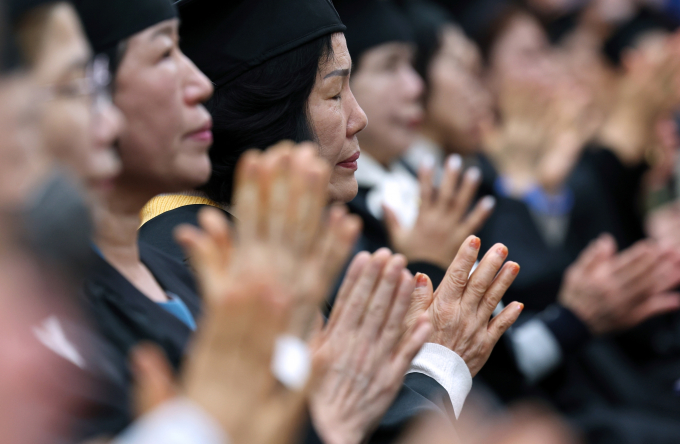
308, 250, 432, 444
406, 236, 523, 377
559, 234, 680, 334
383, 155, 495, 270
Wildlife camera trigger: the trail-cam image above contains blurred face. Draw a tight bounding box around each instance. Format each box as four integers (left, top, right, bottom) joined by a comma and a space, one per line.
351, 42, 424, 167
308, 33, 368, 203
489, 13, 551, 86
0, 74, 46, 208
425, 26, 493, 153
114, 19, 214, 197
30, 3, 122, 194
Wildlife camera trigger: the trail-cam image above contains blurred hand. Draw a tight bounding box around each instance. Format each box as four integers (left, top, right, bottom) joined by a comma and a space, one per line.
383, 155, 495, 270
172, 142, 363, 444
176, 206, 305, 444
597, 33, 680, 165
559, 234, 680, 335
308, 249, 432, 444
405, 236, 523, 377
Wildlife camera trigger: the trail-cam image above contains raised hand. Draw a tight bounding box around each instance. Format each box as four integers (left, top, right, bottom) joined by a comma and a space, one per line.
597, 32, 680, 165
383, 155, 495, 270
407, 236, 523, 377
559, 234, 680, 335
308, 249, 432, 444
176, 204, 305, 444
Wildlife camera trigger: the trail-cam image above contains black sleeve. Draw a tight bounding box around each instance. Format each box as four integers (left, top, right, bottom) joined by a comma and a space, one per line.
368, 374, 450, 444
538, 304, 592, 355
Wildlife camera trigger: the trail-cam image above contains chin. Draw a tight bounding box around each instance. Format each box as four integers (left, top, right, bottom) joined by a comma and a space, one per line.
328, 177, 358, 204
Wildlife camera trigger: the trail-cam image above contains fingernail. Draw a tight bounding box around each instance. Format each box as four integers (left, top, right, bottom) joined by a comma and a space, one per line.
496, 245, 508, 258
466, 166, 481, 182
517, 303, 524, 312
510, 262, 520, 275
469, 236, 481, 249
447, 154, 462, 171
415, 273, 429, 288
421, 155, 435, 170
481, 195, 496, 210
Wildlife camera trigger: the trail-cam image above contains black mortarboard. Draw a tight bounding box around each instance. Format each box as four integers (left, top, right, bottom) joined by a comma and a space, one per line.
74, 0, 176, 66
603, 8, 677, 66
402, 0, 454, 78
177, 0, 346, 88
334, 0, 414, 65
8, 0, 65, 25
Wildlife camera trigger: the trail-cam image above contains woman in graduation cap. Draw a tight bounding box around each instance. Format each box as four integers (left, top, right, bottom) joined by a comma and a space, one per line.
138, 0, 524, 438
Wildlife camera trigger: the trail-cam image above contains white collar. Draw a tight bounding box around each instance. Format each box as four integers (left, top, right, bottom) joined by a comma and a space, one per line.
355, 152, 421, 229
403, 136, 446, 173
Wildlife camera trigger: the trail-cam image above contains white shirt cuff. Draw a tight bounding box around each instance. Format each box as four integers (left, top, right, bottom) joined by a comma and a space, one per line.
406, 343, 472, 419
509, 319, 563, 383
113, 398, 229, 444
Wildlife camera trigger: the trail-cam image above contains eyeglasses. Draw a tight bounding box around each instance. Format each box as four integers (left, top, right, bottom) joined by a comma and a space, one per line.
42, 54, 113, 115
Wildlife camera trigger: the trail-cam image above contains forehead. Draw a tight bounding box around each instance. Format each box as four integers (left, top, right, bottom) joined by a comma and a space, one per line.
35, 5, 90, 78
329, 33, 351, 67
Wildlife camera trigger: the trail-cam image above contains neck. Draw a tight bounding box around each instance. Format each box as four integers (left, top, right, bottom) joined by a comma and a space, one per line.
419, 118, 446, 149
93, 182, 153, 267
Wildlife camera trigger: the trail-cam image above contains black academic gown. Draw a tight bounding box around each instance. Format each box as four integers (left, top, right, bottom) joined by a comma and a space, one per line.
138, 204, 455, 443
475, 146, 647, 313
475, 149, 680, 443
79, 241, 201, 435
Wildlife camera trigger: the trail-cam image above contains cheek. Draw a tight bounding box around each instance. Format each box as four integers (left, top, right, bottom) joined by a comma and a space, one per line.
42, 102, 91, 174
311, 102, 346, 165
116, 76, 183, 172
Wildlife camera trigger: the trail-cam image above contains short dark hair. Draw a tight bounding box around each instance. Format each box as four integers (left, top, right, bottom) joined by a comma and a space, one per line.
200, 33, 335, 205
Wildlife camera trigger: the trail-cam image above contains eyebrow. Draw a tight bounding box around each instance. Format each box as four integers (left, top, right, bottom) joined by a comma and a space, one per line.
324, 68, 350, 79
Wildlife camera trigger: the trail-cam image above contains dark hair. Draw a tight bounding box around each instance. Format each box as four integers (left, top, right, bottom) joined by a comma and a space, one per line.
200, 33, 335, 204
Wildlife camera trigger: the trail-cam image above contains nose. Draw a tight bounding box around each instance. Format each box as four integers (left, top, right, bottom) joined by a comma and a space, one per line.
403, 65, 424, 102
182, 53, 214, 105
346, 87, 368, 138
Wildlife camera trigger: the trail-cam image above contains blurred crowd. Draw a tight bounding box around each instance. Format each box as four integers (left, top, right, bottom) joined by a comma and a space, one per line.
2, 0, 680, 443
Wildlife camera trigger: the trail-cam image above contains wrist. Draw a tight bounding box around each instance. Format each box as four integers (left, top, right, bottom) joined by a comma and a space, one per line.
314, 422, 366, 444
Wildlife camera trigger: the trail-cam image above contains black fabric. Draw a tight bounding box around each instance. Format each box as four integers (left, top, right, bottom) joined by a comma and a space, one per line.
539, 304, 592, 354
475, 146, 647, 312
83, 241, 201, 372
177, 0, 345, 88
402, 0, 454, 82
138, 204, 227, 265
8, 0, 66, 24
73, 0, 176, 67
368, 373, 450, 443
334, 0, 414, 65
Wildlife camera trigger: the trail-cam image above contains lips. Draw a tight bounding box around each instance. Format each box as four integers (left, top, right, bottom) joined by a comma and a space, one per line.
337, 151, 360, 170
187, 120, 213, 143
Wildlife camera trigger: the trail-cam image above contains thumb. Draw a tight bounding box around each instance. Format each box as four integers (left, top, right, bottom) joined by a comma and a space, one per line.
130, 343, 179, 418
404, 273, 434, 331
